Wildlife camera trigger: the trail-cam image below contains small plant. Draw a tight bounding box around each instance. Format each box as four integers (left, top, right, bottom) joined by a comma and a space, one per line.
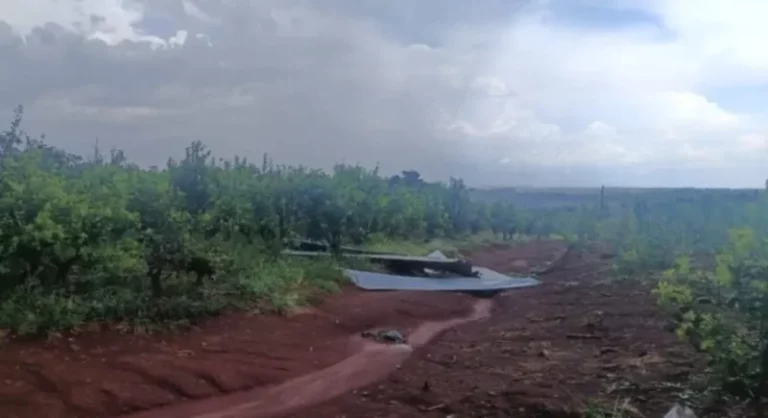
655, 227, 768, 414
584, 399, 629, 418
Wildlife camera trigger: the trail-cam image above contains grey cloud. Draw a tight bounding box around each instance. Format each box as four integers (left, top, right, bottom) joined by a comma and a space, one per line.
89, 14, 106, 27
5, 0, 759, 187
1, 0, 491, 180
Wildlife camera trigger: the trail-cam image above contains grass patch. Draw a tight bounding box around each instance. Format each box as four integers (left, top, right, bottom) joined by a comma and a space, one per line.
231, 256, 342, 313
0, 253, 347, 336
364, 238, 459, 256
584, 399, 636, 418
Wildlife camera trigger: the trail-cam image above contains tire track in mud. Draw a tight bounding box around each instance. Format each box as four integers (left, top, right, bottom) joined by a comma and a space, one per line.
122, 299, 494, 418
24, 366, 92, 416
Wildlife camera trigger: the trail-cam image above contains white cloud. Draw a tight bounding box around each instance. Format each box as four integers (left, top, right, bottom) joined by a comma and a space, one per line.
0, 0, 766, 187
0, 0, 185, 47
471, 76, 514, 97
182, 1, 216, 23
739, 133, 768, 152
649, 0, 768, 83
446, 0, 768, 184
168, 30, 188, 47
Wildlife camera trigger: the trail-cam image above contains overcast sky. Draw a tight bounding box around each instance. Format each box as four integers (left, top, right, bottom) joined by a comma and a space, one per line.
1, 0, 766, 187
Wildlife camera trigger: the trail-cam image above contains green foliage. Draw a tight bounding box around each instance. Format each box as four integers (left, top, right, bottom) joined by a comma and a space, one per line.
584, 401, 629, 418
655, 227, 768, 407
0, 110, 534, 335
472, 165, 768, 410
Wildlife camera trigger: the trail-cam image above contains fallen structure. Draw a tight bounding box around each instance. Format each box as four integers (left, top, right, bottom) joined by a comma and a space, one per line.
344, 267, 539, 292
282, 250, 476, 277
283, 243, 540, 293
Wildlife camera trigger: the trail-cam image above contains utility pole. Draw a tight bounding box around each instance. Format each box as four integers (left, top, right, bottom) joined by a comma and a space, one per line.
599, 185, 605, 216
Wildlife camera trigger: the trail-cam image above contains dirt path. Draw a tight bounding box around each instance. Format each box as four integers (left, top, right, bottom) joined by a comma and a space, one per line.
284, 244, 704, 418
0, 290, 480, 418
124, 299, 494, 418
0, 241, 703, 418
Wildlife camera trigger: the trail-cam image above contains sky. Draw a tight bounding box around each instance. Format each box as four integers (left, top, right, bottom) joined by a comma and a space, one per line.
0, 0, 766, 188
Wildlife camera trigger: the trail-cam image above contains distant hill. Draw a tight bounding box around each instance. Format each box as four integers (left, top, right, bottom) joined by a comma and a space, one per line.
469, 186, 761, 209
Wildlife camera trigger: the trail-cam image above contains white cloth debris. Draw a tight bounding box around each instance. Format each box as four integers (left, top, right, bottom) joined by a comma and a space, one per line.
663, 404, 697, 418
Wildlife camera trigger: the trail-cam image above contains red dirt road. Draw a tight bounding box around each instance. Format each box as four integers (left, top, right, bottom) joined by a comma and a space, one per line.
285, 243, 704, 418
0, 290, 479, 418
125, 299, 494, 418
0, 241, 705, 418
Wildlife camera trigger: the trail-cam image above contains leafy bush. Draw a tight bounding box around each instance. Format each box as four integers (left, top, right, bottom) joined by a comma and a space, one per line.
0, 108, 535, 334
655, 228, 768, 411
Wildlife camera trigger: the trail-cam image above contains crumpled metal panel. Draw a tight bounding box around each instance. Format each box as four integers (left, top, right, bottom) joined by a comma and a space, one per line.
344, 267, 540, 291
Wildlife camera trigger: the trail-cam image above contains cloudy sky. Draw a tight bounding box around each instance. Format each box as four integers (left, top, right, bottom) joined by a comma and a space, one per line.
1, 0, 766, 187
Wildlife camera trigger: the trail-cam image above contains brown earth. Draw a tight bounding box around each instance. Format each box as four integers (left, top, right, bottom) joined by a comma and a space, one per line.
0, 241, 711, 418
0, 288, 479, 418
283, 243, 708, 418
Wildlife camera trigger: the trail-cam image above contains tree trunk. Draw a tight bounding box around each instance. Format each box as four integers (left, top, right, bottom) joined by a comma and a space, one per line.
55, 255, 80, 289
754, 344, 768, 417
149, 268, 163, 297
329, 230, 342, 257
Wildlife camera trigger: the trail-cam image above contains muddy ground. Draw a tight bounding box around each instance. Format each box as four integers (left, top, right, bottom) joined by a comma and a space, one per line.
0, 241, 708, 418
0, 289, 478, 418
285, 243, 705, 418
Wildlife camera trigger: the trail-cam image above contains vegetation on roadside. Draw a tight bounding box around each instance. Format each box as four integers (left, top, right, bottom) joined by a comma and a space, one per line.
655, 228, 768, 413
0, 108, 544, 335
584, 401, 630, 418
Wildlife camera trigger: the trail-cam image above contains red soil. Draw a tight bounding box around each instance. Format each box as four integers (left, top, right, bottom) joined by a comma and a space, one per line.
0, 290, 478, 418
124, 299, 494, 418
0, 241, 710, 418
285, 243, 707, 418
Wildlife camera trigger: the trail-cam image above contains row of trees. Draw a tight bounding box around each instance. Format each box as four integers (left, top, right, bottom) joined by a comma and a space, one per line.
0, 108, 552, 333
1, 107, 763, 310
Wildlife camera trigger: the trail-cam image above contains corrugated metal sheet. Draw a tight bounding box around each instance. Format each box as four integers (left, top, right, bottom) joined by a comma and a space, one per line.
344, 268, 540, 292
